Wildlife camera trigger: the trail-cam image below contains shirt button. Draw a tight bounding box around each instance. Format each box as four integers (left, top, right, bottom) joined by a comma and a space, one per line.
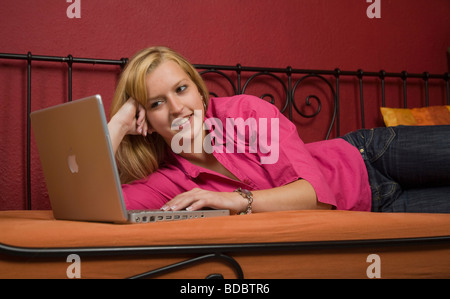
360, 148, 365, 153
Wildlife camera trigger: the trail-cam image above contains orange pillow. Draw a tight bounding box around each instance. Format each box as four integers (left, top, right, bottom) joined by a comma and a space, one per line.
380, 106, 450, 127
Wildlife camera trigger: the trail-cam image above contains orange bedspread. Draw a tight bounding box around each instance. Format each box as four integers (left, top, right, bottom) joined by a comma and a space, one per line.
1, 210, 450, 278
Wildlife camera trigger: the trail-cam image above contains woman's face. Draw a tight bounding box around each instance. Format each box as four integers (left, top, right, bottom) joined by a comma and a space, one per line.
145, 60, 204, 151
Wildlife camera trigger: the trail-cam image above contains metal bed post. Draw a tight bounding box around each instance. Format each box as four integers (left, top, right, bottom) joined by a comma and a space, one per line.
379, 70, 386, 108
286, 66, 293, 121
67, 55, 73, 102
445, 73, 450, 105
401, 71, 408, 108
236, 63, 242, 95
357, 69, 365, 129
26, 52, 32, 210
334, 68, 341, 137
423, 72, 430, 107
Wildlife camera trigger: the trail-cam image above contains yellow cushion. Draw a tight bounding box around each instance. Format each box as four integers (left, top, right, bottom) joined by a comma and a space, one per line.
380, 106, 450, 127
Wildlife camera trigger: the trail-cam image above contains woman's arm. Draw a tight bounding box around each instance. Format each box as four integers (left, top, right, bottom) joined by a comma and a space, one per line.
252, 179, 332, 212
161, 179, 333, 214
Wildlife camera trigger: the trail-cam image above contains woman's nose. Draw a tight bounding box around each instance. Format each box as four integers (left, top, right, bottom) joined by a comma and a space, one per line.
167, 96, 184, 116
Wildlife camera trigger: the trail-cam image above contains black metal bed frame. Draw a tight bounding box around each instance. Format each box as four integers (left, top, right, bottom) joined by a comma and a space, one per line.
1, 52, 450, 279
1, 232, 449, 279
1, 52, 449, 211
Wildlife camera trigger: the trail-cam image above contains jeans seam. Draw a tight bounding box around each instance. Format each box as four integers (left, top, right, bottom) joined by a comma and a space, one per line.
364, 129, 374, 148
372, 181, 400, 212
368, 127, 396, 163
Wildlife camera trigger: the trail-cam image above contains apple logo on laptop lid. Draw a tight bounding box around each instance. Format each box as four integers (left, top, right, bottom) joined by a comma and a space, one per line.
67, 148, 79, 174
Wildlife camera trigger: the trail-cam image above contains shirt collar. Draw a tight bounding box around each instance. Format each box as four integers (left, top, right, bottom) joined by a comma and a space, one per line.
165, 150, 203, 179
163, 100, 222, 179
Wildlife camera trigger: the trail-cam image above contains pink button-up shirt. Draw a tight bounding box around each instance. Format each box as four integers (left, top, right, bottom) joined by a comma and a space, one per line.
122, 95, 371, 211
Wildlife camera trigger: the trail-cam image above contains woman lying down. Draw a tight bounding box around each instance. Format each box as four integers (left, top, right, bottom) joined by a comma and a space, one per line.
107, 46, 450, 214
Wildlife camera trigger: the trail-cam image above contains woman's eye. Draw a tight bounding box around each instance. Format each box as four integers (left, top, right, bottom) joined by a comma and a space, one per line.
176, 85, 187, 93
150, 99, 164, 109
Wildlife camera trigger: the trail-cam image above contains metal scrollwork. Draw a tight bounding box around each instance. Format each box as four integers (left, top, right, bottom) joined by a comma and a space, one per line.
292, 74, 337, 139
293, 94, 322, 118
199, 69, 238, 97
260, 93, 275, 105
128, 252, 244, 279
241, 72, 289, 113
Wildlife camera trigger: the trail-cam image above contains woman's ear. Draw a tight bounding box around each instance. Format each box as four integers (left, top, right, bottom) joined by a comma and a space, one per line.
200, 94, 206, 110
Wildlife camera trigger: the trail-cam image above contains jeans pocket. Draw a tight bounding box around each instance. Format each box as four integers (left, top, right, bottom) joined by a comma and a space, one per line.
371, 181, 401, 212
365, 127, 396, 163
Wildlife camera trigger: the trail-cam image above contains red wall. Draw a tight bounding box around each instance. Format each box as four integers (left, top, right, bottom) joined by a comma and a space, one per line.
1, 0, 449, 210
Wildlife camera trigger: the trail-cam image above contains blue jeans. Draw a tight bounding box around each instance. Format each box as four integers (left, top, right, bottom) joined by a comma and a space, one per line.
341, 125, 450, 213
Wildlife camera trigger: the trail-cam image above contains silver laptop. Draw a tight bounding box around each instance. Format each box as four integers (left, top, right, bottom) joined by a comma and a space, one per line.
30, 95, 229, 223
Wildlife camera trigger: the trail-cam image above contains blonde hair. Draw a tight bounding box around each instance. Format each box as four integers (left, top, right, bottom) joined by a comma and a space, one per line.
110, 46, 209, 184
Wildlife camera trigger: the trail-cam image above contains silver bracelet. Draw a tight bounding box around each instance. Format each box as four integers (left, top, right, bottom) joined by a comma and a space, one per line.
234, 187, 253, 215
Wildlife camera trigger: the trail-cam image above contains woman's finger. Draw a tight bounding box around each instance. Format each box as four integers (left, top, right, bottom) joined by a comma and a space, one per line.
161, 188, 202, 211
133, 102, 149, 136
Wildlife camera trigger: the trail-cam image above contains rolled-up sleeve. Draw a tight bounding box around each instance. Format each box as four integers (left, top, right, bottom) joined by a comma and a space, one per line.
250, 99, 338, 207
247, 95, 370, 210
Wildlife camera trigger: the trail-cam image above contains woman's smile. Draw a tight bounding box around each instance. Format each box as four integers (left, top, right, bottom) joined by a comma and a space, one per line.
172, 113, 194, 130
